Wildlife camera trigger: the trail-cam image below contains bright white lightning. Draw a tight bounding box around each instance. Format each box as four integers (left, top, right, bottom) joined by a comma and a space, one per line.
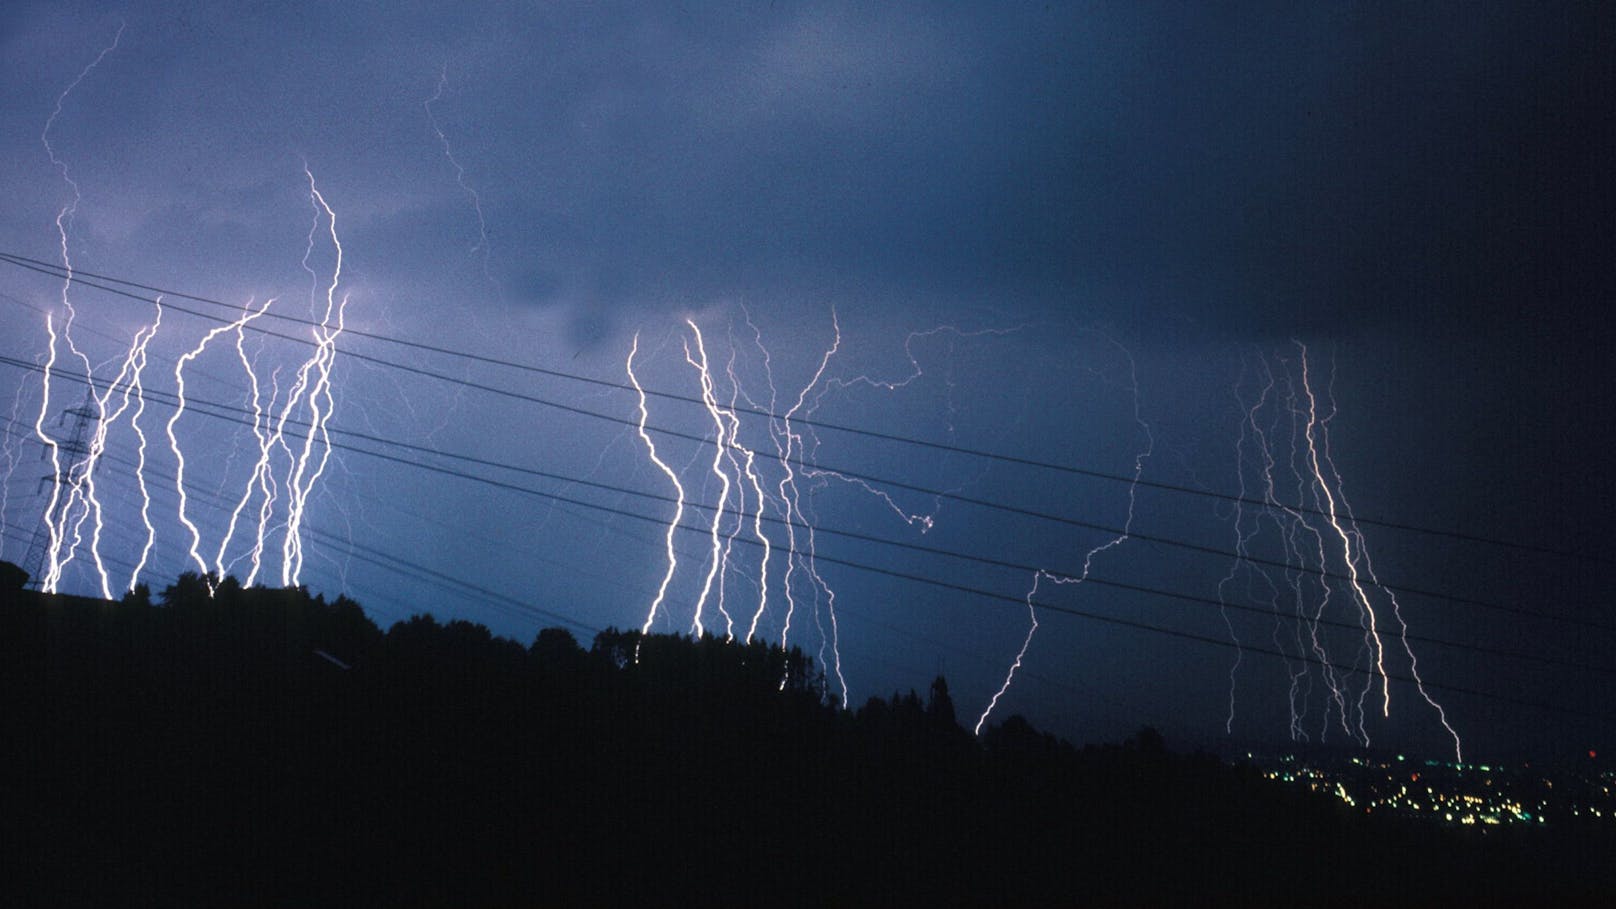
32, 315, 65, 591
127, 300, 164, 588
79, 312, 163, 598
711, 346, 748, 641
211, 297, 275, 583
42, 23, 125, 330
169, 318, 252, 591
281, 296, 347, 587
628, 333, 685, 646
44, 310, 103, 590
974, 572, 1042, 736
1295, 341, 1390, 716
725, 337, 773, 645
1243, 358, 1358, 746
1311, 357, 1463, 761
773, 312, 848, 703
35, 23, 123, 594
682, 319, 734, 640
739, 308, 778, 644
281, 166, 349, 587
1287, 395, 1359, 744
243, 366, 288, 587
975, 334, 1153, 735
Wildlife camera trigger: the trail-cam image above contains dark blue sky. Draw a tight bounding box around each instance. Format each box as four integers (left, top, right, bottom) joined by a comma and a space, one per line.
1, 1, 1611, 762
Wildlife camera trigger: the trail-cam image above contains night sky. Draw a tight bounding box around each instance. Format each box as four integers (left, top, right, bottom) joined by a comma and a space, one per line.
2, 1, 1611, 764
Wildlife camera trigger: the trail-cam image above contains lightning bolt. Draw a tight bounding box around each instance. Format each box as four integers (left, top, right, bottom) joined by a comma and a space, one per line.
282, 166, 349, 587
241, 357, 285, 588
682, 319, 734, 639
772, 311, 846, 702
975, 332, 1153, 735
1295, 342, 1390, 717
738, 307, 778, 644
127, 300, 164, 588
974, 571, 1043, 736
34, 23, 124, 593
424, 62, 494, 287
724, 334, 773, 645
42, 22, 125, 333
32, 314, 65, 591
79, 310, 163, 598
803, 324, 1026, 533
1241, 356, 1312, 743
212, 297, 275, 583
169, 312, 265, 592
712, 343, 749, 642
1310, 351, 1463, 761
628, 332, 685, 650
43, 313, 105, 591
1272, 370, 1359, 744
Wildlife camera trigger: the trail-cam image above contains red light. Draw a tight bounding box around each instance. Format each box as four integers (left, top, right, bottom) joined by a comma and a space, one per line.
1592, 750, 1598, 760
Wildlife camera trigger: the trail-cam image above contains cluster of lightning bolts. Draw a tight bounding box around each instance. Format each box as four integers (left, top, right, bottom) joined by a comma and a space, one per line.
625, 314, 850, 703
627, 313, 1033, 704
13, 30, 1467, 765
623, 313, 1151, 727
18, 28, 351, 598
1218, 343, 1463, 760
29, 168, 349, 599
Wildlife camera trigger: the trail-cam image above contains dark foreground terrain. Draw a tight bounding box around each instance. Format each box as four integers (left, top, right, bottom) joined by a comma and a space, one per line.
2, 572, 1611, 906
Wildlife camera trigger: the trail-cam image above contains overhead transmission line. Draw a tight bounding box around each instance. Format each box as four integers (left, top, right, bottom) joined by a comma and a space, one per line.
2, 249, 1602, 566
2, 352, 1605, 638
5, 366, 1611, 681
13, 441, 1139, 723
1, 432, 1604, 726
20, 294, 1562, 637
8, 304, 1602, 728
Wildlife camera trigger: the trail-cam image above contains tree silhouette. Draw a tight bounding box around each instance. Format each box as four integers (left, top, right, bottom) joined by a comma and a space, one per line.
0, 574, 1605, 905
927, 675, 956, 728
0, 559, 26, 590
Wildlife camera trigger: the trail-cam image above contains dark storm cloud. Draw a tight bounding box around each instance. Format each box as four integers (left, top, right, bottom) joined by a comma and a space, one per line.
376, 0, 1607, 345
11, 1, 1606, 344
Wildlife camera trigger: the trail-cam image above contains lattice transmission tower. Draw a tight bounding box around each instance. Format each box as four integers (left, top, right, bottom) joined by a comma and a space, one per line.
19, 390, 99, 590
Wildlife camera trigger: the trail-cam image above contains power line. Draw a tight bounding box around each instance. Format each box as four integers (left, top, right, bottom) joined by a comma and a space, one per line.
4, 414, 1607, 730
6, 290, 1603, 729
10, 446, 1135, 723
3, 373, 1609, 680
3, 352, 1606, 636
4, 452, 1604, 724
4, 249, 1602, 565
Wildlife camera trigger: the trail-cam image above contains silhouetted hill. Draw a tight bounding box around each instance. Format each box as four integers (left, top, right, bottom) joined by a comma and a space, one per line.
1, 572, 1610, 906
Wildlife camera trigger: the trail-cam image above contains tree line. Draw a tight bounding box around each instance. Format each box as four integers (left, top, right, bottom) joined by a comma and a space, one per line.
1, 567, 1608, 905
